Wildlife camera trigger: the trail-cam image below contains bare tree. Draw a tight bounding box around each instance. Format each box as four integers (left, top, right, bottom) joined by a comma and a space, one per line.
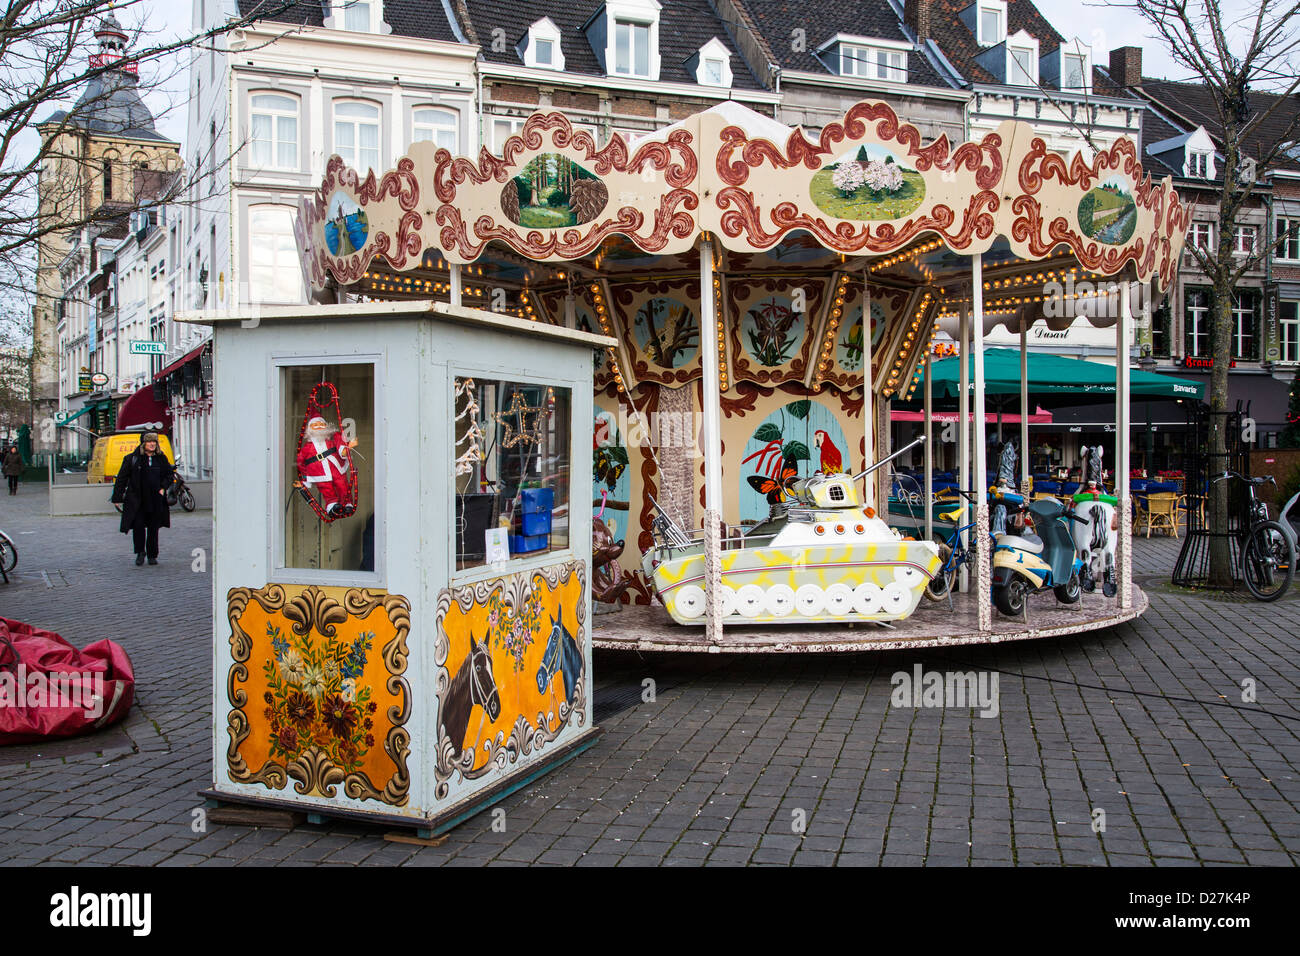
1126, 0, 1300, 586
0, 0, 291, 437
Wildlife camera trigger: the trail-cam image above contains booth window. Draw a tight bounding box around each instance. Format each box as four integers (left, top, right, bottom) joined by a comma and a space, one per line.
454, 377, 571, 571
282, 363, 376, 573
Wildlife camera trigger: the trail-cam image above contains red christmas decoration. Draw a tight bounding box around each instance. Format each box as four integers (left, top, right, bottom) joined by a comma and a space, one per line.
294, 382, 359, 523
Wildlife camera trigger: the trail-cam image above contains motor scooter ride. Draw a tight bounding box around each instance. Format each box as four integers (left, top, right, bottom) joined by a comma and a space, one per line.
990, 489, 1087, 617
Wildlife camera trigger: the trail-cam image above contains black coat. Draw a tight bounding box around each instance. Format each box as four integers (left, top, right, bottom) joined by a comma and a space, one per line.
111, 450, 173, 533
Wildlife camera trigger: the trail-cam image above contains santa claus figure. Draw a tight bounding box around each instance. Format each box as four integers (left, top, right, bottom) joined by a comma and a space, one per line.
296, 416, 357, 517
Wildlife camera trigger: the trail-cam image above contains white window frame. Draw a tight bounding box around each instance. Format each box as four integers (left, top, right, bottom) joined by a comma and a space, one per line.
491, 116, 525, 152
1275, 217, 1300, 261
329, 0, 380, 33
1186, 289, 1209, 357
523, 17, 565, 70
411, 106, 458, 152
248, 92, 299, 171
1008, 44, 1037, 86
1231, 291, 1257, 358
1279, 300, 1300, 363
977, 2, 1005, 46
823, 34, 909, 82
1188, 151, 1210, 177
333, 99, 381, 173
1061, 52, 1087, 90
247, 205, 303, 305
1190, 222, 1213, 250
614, 19, 652, 77
1234, 225, 1256, 256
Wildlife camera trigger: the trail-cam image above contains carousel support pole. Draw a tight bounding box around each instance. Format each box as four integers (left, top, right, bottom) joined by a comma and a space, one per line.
958, 302, 971, 591
449, 264, 463, 307
1116, 282, 1133, 609
924, 351, 934, 543
862, 277, 875, 503
1020, 320, 1030, 493
699, 237, 724, 642
972, 255, 992, 632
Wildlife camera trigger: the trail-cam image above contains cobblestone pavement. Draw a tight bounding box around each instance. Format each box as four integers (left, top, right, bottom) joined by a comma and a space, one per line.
1, 484, 1297, 867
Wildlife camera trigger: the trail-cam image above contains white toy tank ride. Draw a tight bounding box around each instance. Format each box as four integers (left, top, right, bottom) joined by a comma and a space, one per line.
643, 437, 941, 626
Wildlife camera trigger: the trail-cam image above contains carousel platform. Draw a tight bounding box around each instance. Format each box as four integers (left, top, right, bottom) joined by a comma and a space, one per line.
592, 585, 1147, 653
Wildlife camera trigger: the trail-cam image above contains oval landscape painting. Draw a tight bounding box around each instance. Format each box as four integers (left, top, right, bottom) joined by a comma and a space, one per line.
810, 145, 926, 221
1077, 177, 1137, 245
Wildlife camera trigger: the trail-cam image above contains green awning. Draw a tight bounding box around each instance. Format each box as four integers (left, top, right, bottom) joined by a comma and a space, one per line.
56, 404, 96, 426
925, 348, 1205, 402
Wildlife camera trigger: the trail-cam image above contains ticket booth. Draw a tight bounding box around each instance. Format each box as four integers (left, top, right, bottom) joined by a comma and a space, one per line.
195, 300, 612, 834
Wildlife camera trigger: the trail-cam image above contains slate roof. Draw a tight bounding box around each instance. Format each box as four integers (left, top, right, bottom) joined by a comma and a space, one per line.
449, 0, 765, 89
1134, 77, 1300, 173
733, 0, 948, 88
235, 0, 461, 44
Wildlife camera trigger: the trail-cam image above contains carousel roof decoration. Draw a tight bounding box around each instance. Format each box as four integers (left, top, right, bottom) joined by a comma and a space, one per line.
296, 99, 1191, 400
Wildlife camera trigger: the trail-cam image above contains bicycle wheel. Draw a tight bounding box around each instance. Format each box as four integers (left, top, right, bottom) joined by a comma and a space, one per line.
0, 530, 16, 573
924, 542, 955, 600
1241, 521, 1294, 602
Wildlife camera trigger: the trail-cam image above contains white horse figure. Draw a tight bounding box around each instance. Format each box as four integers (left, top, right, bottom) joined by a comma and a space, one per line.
1071, 446, 1118, 596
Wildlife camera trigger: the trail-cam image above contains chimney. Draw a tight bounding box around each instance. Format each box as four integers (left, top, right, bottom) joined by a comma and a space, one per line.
905, 0, 933, 43
1109, 46, 1142, 87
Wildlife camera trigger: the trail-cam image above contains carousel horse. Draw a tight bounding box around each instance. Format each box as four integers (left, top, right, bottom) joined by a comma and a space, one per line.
1071, 445, 1118, 597
441, 635, 501, 760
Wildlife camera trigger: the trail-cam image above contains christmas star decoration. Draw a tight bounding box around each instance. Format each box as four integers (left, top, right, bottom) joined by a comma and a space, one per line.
494, 391, 546, 448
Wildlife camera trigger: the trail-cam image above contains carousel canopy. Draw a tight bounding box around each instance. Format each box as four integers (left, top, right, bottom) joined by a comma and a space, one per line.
925, 348, 1206, 401
296, 100, 1191, 295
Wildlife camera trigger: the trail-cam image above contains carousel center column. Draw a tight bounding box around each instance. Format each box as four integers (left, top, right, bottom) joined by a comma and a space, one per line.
699, 237, 724, 641
972, 254, 992, 632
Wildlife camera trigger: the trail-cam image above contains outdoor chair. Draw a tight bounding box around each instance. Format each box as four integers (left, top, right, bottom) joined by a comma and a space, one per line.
1144, 492, 1181, 537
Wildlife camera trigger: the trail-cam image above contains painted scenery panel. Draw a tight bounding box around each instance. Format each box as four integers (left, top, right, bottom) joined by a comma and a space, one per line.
810, 146, 925, 222
1078, 177, 1137, 245
611, 279, 703, 387
727, 277, 824, 386
738, 398, 850, 526
501, 154, 608, 229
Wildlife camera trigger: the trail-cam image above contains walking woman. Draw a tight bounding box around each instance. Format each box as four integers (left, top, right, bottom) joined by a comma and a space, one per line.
111, 432, 173, 565
2, 444, 21, 495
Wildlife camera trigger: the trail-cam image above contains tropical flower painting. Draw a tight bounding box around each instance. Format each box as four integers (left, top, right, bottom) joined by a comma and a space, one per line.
261, 621, 376, 773
500, 153, 608, 229
1078, 177, 1137, 245
836, 301, 887, 371
810, 145, 926, 221
742, 295, 806, 367
739, 399, 850, 525
324, 192, 368, 257
633, 296, 699, 369
593, 409, 631, 544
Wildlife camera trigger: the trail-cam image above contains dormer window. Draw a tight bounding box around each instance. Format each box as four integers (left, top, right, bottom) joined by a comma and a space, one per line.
522, 17, 565, 71
961, 0, 1007, 46
1040, 38, 1091, 93
1008, 43, 1036, 85
584, 1, 662, 81
820, 34, 909, 82
1062, 53, 1085, 89
1189, 151, 1210, 177
615, 20, 651, 75
326, 1, 388, 34
689, 37, 733, 88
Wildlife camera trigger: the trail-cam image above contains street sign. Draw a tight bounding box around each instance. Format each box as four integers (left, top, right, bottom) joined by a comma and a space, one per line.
90, 372, 109, 386
77, 375, 93, 392
129, 340, 166, 355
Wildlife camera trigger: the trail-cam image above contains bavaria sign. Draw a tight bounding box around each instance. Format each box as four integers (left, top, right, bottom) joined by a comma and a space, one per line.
129, 340, 166, 355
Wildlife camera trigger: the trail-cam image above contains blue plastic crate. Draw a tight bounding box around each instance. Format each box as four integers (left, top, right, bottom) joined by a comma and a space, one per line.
509, 532, 549, 554
519, 487, 554, 514
519, 511, 552, 536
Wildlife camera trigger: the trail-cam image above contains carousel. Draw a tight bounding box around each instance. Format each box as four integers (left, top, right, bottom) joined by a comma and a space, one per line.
295, 99, 1192, 654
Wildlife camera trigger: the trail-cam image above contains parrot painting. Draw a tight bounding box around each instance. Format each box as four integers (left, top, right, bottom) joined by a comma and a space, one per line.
814, 430, 844, 474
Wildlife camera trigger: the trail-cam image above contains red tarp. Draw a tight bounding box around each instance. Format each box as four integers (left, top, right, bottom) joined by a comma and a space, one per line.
0, 618, 135, 745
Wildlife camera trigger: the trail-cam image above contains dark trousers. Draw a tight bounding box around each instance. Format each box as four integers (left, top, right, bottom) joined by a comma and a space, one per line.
5, 476, 16, 494
132, 522, 159, 558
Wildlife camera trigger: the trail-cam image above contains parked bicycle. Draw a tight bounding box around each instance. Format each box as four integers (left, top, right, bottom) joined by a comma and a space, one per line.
925, 489, 989, 602
1213, 471, 1295, 602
